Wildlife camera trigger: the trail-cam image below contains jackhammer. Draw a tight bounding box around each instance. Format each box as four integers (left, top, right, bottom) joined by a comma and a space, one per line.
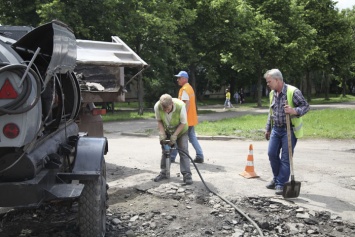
161, 140, 174, 179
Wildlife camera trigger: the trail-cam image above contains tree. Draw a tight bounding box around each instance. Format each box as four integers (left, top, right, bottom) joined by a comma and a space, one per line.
107, 0, 196, 113
2, 0, 354, 104
0, 0, 41, 26
334, 7, 355, 96
298, 0, 353, 100
37, 0, 114, 40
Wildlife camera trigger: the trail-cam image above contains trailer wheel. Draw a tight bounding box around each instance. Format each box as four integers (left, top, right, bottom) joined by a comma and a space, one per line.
78, 159, 107, 237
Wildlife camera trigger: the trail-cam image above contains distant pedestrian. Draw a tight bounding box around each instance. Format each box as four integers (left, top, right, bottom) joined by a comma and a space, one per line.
264, 69, 309, 195
170, 71, 205, 164
224, 89, 233, 109
239, 88, 245, 104
233, 91, 239, 104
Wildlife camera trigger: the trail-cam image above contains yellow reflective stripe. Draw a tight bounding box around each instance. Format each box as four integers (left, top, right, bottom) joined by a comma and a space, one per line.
292, 120, 303, 131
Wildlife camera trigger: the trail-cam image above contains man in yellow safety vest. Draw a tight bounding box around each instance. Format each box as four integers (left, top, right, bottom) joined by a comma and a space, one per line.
153, 94, 193, 185
264, 69, 310, 195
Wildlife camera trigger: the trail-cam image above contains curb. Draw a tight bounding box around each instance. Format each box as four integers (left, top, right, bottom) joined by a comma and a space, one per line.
197, 135, 244, 140
119, 133, 243, 140
121, 132, 151, 137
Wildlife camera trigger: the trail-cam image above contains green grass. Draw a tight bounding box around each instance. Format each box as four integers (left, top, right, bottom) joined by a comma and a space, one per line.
196, 115, 266, 140
102, 95, 355, 140
196, 109, 355, 140
309, 94, 355, 105
102, 110, 155, 122
303, 109, 355, 139
195, 95, 355, 140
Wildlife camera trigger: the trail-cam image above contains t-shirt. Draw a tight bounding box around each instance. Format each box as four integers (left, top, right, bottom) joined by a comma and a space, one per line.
226, 92, 231, 100
181, 90, 189, 101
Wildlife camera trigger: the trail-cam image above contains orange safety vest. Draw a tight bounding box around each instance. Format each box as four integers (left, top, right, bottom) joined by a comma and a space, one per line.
178, 83, 198, 126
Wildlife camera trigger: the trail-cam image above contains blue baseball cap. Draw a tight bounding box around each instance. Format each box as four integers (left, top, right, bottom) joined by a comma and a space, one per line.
174, 71, 189, 79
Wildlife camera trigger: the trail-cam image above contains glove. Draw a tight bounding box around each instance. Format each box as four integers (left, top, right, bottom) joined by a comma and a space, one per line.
169, 134, 177, 146
159, 133, 167, 144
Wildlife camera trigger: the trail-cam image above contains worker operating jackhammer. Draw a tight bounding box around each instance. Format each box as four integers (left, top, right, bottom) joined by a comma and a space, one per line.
153, 94, 193, 185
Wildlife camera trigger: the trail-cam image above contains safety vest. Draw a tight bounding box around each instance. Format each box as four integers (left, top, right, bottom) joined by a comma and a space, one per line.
178, 83, 198, 126
158, 98, 188, 137
269, 85, 304, 138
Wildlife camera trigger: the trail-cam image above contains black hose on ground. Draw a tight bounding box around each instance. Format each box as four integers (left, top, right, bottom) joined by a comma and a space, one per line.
177, 148, 265, 237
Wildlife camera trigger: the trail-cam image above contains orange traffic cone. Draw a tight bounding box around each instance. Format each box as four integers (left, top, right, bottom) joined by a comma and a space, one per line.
240, 144, 259, 179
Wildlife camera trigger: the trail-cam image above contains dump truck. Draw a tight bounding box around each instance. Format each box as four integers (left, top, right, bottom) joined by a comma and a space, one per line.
0, 20, 148, 236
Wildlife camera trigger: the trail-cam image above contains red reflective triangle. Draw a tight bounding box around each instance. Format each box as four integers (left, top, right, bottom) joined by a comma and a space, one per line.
0, 79, 18, 99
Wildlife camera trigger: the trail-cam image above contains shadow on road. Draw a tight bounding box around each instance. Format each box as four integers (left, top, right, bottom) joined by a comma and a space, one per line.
294, 194, 355, 213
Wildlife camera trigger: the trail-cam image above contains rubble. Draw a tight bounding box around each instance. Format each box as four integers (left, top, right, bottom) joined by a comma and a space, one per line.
1, 183, 354, 237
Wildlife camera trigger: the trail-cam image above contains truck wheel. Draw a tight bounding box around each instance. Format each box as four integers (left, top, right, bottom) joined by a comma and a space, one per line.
78, 159, 107, 237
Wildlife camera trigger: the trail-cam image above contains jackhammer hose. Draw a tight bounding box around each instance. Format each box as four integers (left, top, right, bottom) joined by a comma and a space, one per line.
177, 148, 265, 237
0, 64, 41, 115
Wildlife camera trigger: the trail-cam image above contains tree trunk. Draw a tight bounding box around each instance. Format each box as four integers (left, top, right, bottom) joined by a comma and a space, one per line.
189, 65, 196, 93
135, 41, 144, 115
342, 77, 347, 97
230, 77, 236, 98
324, 71, 329, 100
188, 65, 198, 110
299, 74, 304, 94
257, 70, 262, 107
137, 70, 144, 115
306, 70, 312, 102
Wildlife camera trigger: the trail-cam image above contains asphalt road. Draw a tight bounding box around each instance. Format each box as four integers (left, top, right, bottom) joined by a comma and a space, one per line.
104, 102, 355, 223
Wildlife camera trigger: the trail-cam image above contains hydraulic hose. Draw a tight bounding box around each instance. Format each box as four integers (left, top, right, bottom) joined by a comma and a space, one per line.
0, 64, 41, 115
0, 64, 42, 174
177, 148, 265, 237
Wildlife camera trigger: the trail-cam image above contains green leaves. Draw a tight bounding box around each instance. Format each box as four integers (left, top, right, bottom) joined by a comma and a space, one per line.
1, 0, 354, 104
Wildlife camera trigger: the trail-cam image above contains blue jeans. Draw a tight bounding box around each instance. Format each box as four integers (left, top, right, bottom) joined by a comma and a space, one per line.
170, 126, 204, 161
160, 132, 191, 177
268, 126, 297, 188
224, 99, 231, 107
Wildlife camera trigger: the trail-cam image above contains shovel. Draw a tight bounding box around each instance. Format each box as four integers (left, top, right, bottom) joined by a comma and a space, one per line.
282, 103, 301, 198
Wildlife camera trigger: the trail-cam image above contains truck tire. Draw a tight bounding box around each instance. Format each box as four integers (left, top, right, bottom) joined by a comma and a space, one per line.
78, 159, 107, 237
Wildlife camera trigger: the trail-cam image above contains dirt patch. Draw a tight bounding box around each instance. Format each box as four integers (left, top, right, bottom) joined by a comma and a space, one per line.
1, 181, 355, 237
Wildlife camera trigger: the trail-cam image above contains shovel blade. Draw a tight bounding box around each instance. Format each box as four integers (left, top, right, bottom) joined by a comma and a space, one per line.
282, 180, 301, 198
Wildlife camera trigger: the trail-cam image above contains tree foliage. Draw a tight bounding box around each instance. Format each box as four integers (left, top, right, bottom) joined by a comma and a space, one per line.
0, 0, 354, 105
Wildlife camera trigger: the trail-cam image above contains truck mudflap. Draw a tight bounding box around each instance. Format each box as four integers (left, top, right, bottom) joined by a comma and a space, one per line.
58, 136, 108, 181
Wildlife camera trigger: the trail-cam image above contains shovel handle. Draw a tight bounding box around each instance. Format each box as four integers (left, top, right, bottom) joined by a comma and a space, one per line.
285, 101, 295, 180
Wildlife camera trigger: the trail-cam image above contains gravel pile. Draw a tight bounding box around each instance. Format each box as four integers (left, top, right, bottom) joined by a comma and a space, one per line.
1, 182, 354, 237
104, 183, 355, 237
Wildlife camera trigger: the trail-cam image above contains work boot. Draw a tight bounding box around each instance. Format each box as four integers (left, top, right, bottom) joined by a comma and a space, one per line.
154, 173, 168, 182
275, 186, 283, 195
193, 158, 204, 163
266, 180, 275, 189
183, 175, 193, 185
